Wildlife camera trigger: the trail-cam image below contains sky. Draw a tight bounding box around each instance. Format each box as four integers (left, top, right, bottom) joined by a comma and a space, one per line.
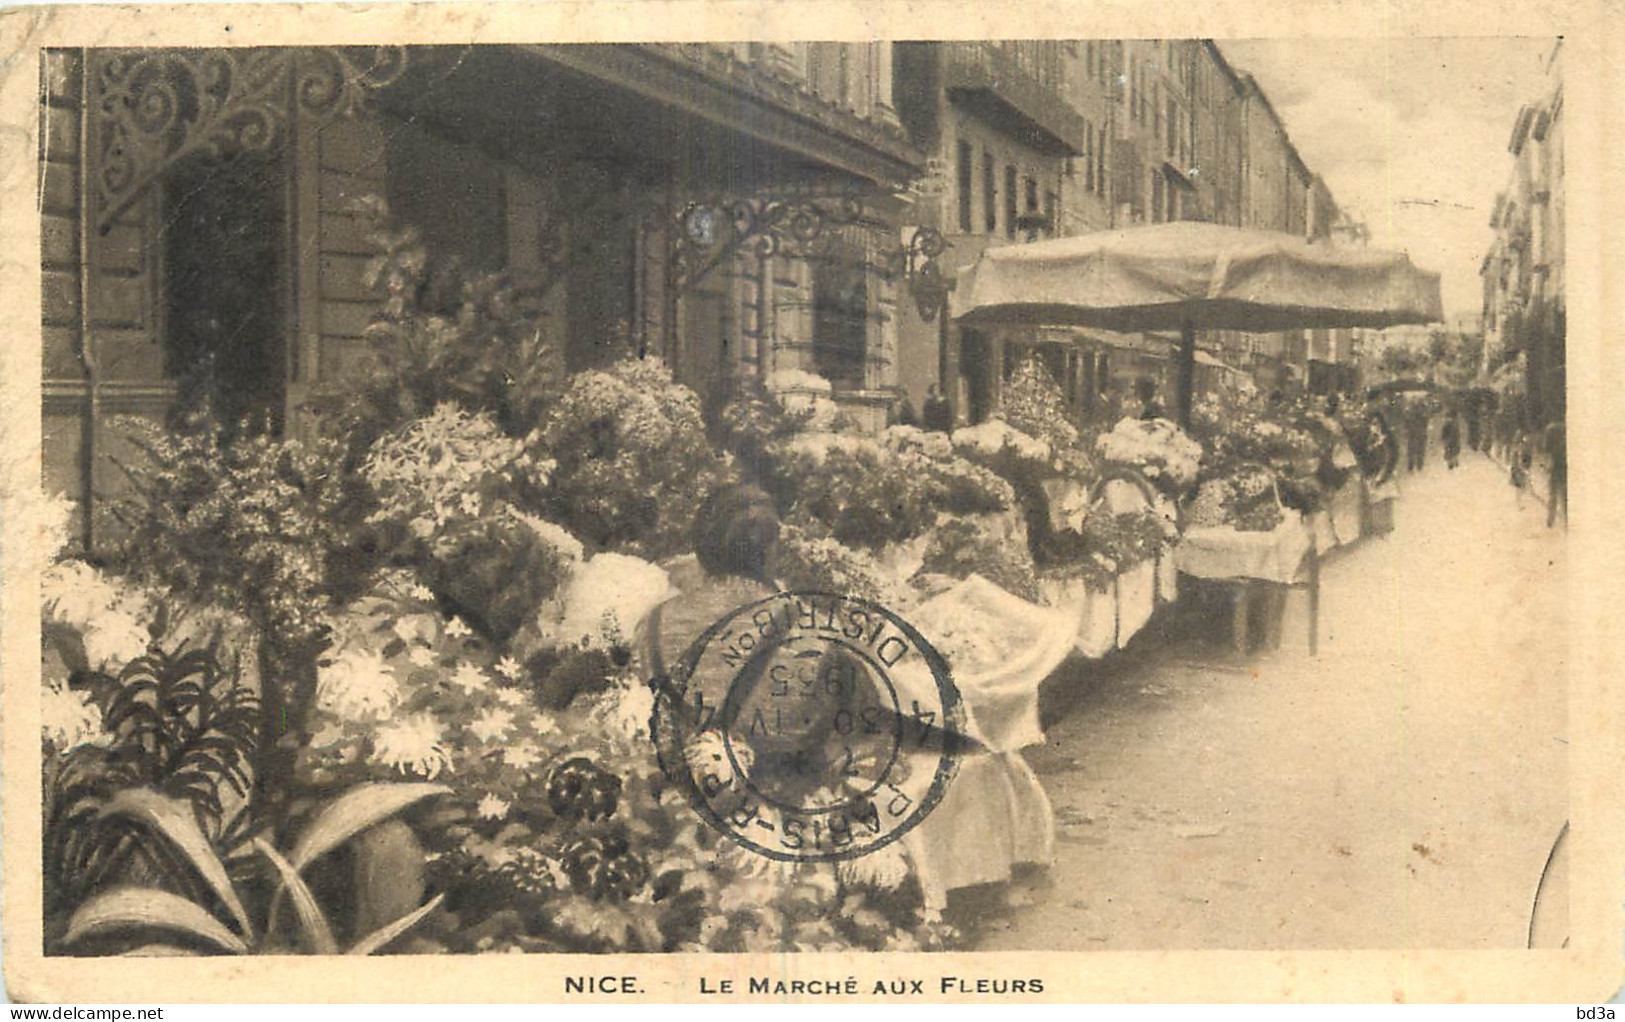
1219, 37, 1556, 321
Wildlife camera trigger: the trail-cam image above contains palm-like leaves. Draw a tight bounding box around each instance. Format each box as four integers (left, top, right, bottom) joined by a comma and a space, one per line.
59, 788, 449, 956
45, 646, 258, 913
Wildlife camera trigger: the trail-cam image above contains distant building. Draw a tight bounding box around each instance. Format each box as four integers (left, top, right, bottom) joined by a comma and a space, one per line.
1480, 39, 1564, 430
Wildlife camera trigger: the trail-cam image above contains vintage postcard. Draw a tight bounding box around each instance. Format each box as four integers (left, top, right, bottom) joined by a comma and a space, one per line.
1, 0, 1621, 1004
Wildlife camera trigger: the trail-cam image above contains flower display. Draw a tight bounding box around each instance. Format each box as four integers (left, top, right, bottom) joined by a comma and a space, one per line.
529, 356, 733, 559
1000, 356, 1093, 472
1186, 464, 1284, 533
776, 521, 913, 607
1096, 417, 1204, 492
363, 402, 536, 528
951, 418, 1053, 465
43, 560, 156, 670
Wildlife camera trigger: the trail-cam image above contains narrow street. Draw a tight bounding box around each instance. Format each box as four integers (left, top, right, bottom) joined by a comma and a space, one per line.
973, 451, 1568, 950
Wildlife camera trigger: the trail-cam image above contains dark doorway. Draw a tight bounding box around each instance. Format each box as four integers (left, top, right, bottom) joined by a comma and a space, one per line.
160, 149, 287, 435
961, 328, 993, 424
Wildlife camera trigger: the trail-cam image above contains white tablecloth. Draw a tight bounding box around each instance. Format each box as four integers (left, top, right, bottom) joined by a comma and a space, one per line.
1176, 512, 1313, 584
903, 752, 1056, 909
899, 576, 1072, 906
1116, 559, 1156, 644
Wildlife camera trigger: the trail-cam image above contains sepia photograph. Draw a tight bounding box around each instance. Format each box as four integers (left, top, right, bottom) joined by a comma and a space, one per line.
3, 2, 1616, 1003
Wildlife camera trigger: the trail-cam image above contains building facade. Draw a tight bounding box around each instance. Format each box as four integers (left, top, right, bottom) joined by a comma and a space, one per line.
1480, 39, 1564, 431
42, 43, 927, 534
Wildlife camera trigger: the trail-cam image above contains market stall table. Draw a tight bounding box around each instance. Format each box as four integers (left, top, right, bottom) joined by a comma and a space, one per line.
1176, 512, 1320, 655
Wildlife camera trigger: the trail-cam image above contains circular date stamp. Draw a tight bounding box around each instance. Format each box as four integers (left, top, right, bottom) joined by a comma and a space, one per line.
652, 591, 964, 862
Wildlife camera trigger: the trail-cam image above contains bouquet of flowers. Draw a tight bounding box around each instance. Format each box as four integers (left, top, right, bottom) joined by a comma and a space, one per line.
916, 513, 1040, 603
776, 520, 915, 608
1095, 417, 1204, 494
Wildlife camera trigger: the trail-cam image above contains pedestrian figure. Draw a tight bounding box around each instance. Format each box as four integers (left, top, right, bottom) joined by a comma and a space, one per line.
1442, 412, 1462, 470
922, 383, 953, 433
1511, 433, 1533, 509
889, 391, 918, 428
1544, 420, 1567, 529
1135, 376, 1164, 421
1405, 402, 1429, 473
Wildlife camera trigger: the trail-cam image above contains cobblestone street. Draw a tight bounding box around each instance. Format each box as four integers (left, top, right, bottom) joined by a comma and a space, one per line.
971, 452, 1568, 950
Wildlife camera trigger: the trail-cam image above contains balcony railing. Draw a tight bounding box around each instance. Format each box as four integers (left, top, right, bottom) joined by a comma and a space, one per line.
943, 42, 1086, 156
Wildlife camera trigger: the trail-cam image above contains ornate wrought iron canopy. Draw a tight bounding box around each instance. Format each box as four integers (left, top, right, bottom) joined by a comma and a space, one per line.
668, 189, 949, 317
87, 47, 406, 232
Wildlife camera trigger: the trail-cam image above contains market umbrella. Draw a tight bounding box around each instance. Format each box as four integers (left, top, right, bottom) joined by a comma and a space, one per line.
953, 221, 1443, 427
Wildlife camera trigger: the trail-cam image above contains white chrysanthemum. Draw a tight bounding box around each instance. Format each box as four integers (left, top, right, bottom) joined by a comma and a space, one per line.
684, 730, 753, 787
476, 793, 510, 820
837, 840, 910, 891
405, 582, 436, 603
81, 608, 151, 669
606, 680, 656, 740
445, 617, 472, 638
41, 682, 106, 752
765, 367, 833, 395
370, 712, 451, 779
42, 561, 124, 629
391, 613, 438, 648
494, 686, 527, 708
495, 656, 523, 681
528, 712, 557, 735
407, 645, 436, 667
316, 649, 400, 722
40, 491, 76, 562
503, 742, 541, 771
555, 553, 675, 648
449, 661, 490, 697
468, 706, 514, 743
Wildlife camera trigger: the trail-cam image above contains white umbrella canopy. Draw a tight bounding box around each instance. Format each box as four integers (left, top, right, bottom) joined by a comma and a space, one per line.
952, 221, 1443, 333
951, 221, 1442, 425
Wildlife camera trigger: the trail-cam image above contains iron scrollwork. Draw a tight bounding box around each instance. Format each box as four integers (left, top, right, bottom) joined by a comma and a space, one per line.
90, 47, 407, 232
670, 191, 950, 322
671, 192, 876, 293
